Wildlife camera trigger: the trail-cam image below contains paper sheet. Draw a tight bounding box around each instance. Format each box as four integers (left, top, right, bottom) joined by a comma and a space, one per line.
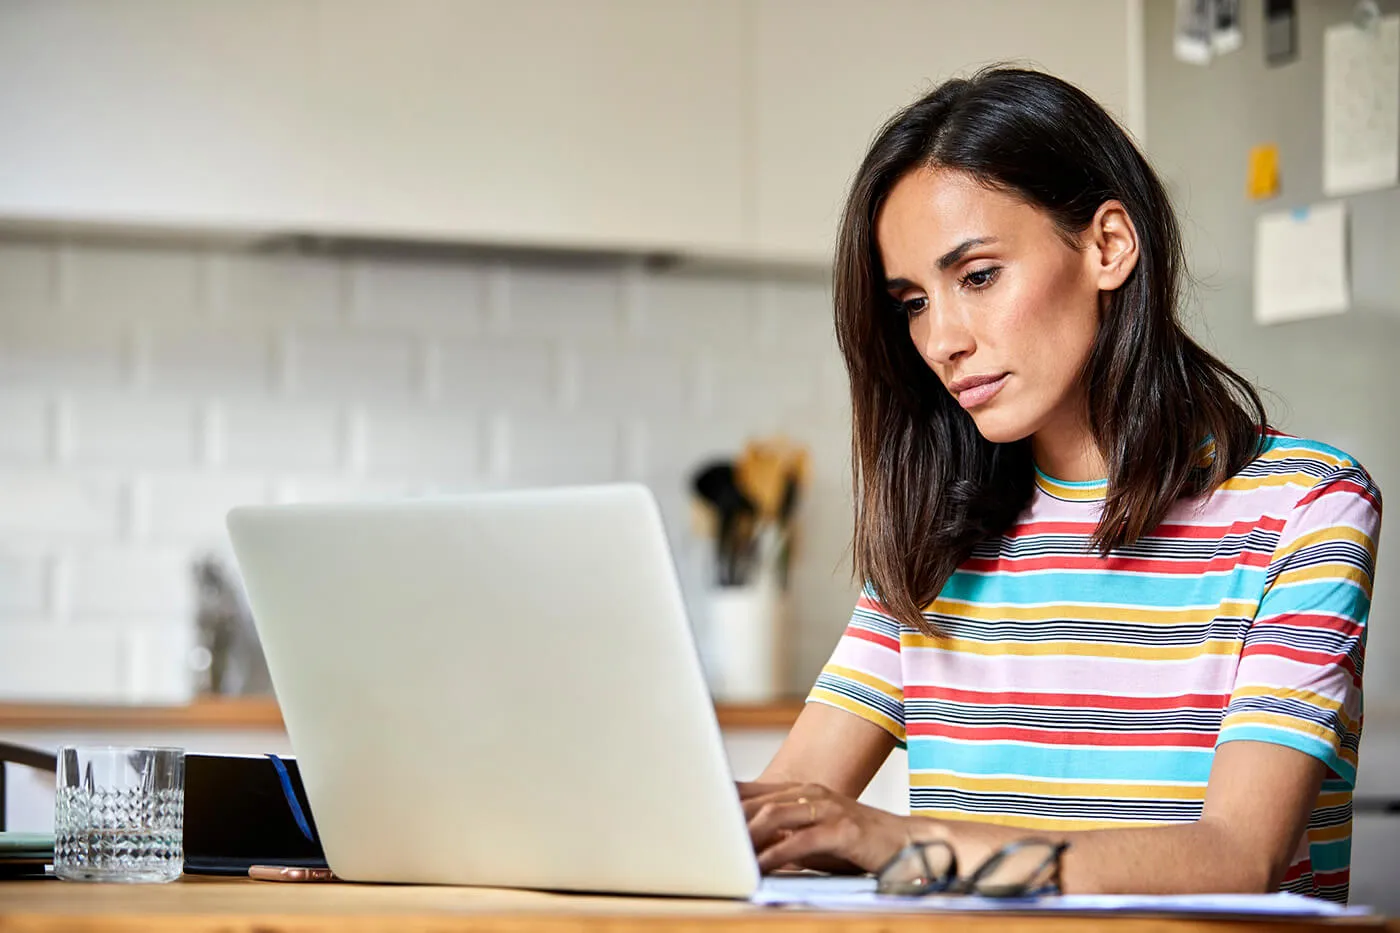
1253, 201, 1350, 325
1324, 13, 1399, 196
752, 876, 1372, 917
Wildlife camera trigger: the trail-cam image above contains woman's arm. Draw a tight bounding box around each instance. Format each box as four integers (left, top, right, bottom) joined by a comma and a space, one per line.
744, 735, 1327, 893
742, 703, 899, 874
756, 702, 898, 797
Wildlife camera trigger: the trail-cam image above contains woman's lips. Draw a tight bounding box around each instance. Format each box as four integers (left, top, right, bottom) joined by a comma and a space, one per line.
953, 373, 1008, 409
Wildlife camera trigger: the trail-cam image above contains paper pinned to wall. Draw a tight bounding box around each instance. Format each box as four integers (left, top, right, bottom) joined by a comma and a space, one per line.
1323, 13, 1399, 196
1253, 202, 1350, 325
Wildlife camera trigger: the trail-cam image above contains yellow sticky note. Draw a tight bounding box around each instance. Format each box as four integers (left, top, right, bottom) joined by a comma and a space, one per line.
1247, 144, 1280, 200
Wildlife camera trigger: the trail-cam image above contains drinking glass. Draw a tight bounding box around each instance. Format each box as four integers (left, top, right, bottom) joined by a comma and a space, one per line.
54, 746, 185, 883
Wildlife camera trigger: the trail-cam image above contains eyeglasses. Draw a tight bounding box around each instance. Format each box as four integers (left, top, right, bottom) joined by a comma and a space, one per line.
876, 838, 1069, 898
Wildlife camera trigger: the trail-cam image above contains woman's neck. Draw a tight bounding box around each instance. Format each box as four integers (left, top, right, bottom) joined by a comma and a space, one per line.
1031, 416, 1106, 483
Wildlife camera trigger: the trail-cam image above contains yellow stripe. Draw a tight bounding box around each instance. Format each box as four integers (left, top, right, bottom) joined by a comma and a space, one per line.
1317, 790, 1351, 809
1308, 822, 1353, 844
1273, 526, 1378, 563
1037, 479, 1107, 501
823, 664, 904, 703
910, 772, 1207, 801
1229, 685, 1347, 715
1226, 688, 1360, 735
910, 809, 1163, 832
916, 600, 1260, 626
1255, 446, 1351, 470
902, 635, 1242, 660
807, 689, 905, 742
1220, 473, 1321, 493
1220, 711, 1349, 747
1270, 562, 1373, 595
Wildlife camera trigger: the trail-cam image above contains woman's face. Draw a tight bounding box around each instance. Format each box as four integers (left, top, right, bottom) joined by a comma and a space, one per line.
875, 167, 1135, 446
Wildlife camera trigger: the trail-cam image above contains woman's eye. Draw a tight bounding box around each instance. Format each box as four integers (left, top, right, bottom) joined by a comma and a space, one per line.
961, 266, 1000, 289
898, 296, 927, 317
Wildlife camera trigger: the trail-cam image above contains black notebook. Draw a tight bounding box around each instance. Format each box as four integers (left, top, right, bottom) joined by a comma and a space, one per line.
182, 753, 327, 875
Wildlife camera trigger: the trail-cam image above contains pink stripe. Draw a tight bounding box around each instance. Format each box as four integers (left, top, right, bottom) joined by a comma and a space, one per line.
1232, 655, 1357, 707
901, 647, 1241, 695
827, 637, 903, 687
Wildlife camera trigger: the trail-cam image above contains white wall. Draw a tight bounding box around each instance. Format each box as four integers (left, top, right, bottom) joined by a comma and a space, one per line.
0, 237, 859, 703
1141, 0, 1400, 708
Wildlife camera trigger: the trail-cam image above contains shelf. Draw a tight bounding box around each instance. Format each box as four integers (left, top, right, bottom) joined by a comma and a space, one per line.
0, 697, 804, 733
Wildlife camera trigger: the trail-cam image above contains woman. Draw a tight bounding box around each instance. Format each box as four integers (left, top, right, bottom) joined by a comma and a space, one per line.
741, 68, 1381, 902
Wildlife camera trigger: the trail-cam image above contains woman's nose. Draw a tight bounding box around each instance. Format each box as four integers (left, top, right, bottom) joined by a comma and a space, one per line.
914, 308, 975, 366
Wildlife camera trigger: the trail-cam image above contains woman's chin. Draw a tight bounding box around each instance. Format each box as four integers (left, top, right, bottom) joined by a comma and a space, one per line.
968, 409, 1035, 445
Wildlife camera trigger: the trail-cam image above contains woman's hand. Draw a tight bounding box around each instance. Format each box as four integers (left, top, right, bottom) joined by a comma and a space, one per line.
738, 780, 926, 874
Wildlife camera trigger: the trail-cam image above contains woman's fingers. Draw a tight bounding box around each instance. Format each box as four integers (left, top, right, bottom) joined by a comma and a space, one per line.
747, 797, 827, 851
742, 790, 799, 821
739, 783, 825, 820
736, 781, 795, 800
755, 822, 847, 873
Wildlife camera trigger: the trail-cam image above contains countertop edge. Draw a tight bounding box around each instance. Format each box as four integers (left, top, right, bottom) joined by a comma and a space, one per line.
0, 698, 806, 733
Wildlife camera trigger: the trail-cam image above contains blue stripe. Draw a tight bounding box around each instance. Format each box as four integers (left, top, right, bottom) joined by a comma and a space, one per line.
1215, 726, 1356, 786
1259, 435, 1357, 466
1035, 467, 1107, 490
1259, 579, 1371, 616
1309, 838, 1352, 873
940, 567, 1268, 608
907, 737, 1215, 783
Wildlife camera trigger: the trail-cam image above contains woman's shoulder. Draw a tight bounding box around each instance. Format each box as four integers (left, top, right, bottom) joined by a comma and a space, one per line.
1221, 429, 1381, 507
1243, 429, 1370, 475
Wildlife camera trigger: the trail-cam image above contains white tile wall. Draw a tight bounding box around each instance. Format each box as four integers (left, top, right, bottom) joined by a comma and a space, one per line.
0, 238, 857, 704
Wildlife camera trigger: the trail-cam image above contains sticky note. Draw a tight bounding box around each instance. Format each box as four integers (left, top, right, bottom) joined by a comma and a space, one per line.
1247, 144, 1280, 200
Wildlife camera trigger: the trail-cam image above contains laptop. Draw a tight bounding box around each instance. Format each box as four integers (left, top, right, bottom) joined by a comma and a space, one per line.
226, 484, 761, 897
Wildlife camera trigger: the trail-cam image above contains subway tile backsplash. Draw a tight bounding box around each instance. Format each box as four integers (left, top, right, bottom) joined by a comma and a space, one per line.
0, 239, 857, 703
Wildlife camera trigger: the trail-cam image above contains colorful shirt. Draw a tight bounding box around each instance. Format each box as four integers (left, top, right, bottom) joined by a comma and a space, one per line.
809, 433, 1381, 902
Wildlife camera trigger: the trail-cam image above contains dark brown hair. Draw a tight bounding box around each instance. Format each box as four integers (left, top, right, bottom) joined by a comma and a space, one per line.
835, 67, 1267, 635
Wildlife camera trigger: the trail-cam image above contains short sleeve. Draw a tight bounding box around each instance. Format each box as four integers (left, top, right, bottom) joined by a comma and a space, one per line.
1217, 464, 1383, 786
806, 583, 907, 745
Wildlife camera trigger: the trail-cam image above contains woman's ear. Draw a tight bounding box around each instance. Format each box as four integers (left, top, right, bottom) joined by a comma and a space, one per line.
1088, 200, 1139, 291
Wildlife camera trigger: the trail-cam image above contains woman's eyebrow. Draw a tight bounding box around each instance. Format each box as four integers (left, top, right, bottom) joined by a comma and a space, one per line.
936, 236, 998, 271
884, 237, 1000, 291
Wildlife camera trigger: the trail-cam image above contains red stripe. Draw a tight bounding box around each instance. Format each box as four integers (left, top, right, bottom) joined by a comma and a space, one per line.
1253, 612, 1365, 637
905, 722, 1218, 747
1297, 478, 1380, 512
962, 552, 1271, 575
1240, 643, 1360, 683
856, 595, 889, 614
846, 625, 899, 652
1312, 867, 1349, 886
904, 685, 1231, 710
1153, 517, 1288, 538
1004, 517, 1287, 540
1242, 643, 1351, 668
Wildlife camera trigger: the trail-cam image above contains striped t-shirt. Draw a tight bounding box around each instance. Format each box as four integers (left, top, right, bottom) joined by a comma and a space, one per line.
810, 433, 1381, 902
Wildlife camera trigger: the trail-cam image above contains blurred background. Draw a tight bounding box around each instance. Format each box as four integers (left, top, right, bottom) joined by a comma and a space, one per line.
0, 0, 1397, 905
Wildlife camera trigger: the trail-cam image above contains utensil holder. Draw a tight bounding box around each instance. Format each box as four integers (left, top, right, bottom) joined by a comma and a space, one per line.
706, 581, 788, 703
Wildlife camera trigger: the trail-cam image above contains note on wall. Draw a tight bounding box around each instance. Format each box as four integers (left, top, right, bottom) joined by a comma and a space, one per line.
1253, 202, 1350, 325
1323, 14, 1399, 196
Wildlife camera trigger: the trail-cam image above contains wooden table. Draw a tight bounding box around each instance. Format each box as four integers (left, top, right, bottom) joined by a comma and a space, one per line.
0, 877, 1394, 933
